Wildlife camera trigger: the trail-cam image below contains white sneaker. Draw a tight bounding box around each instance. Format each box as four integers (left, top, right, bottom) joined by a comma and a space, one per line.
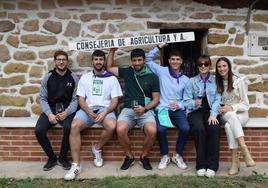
205, 169, 216, 178
172, 154, 187, 169
196, 169, 206, 176
158, 155, 170, 170
64, 163, 81, 180
92, 145, 103, 167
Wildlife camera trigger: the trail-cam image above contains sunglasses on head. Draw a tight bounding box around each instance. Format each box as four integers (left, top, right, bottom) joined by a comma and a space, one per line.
198, 63, 209, 67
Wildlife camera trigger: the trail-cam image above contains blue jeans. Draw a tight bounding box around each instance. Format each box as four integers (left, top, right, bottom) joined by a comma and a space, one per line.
156, 109, 190, 156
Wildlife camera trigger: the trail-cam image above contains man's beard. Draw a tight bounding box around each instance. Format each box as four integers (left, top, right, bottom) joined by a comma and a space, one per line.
94, 64, 105, 72
56, 65, 67, 72
133, 64, 144, 72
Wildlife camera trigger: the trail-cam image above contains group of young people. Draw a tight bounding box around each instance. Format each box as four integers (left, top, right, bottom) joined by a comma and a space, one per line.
35, 43, 255, 180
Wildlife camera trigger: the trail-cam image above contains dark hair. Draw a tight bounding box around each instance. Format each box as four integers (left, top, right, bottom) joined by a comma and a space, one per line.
169, 49, 182, 59
92, 50, 106, 60
196, 54, 211, 66
215, 57, 234, 94
54, 50, 68, 61
130, 48, 145, 60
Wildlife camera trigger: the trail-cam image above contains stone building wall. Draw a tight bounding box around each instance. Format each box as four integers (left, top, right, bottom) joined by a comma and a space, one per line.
0, 0, 268, 118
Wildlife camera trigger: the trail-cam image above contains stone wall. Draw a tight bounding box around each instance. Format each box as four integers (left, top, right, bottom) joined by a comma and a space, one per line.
0, 0, 268, 118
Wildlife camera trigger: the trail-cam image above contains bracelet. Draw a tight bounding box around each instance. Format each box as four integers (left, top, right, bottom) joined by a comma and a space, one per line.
156, 45, 161, 50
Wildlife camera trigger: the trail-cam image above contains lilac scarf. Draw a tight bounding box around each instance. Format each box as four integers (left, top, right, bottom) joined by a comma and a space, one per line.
93, 70, 113, 78
200, 72, 210, 95
169, 68, 184, 84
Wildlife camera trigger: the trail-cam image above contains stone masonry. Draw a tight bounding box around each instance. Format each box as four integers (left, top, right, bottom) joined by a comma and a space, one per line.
0, 0, 268, 118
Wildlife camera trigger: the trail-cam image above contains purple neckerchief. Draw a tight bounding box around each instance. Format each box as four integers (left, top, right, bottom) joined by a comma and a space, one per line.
168, 68, 184, 84
200, 72, 210, 95
93, 70, 113, 78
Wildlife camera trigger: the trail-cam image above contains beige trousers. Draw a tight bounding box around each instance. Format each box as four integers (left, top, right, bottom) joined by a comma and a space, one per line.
223, 111, 248, 149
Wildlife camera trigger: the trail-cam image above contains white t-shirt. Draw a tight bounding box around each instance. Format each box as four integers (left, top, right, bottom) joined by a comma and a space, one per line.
77, 71, 123, 108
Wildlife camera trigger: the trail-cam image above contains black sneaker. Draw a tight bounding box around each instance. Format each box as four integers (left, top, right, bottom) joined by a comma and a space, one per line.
43, 159, 58, 171
58, 159, 72, 170
140, 156, 152, 170
120, 156, 135, 170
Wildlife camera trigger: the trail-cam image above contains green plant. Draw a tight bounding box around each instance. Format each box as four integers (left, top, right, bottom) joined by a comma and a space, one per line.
244, 171, 268, 182
0, 178, 15, 186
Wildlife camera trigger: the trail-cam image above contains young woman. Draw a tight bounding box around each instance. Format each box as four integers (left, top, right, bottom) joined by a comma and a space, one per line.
184, 55, 221, 178
215, 57, 255, 176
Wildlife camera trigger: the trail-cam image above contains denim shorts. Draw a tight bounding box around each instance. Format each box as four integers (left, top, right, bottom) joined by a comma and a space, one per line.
74, 107, 116, 127
117, 108, 156, 130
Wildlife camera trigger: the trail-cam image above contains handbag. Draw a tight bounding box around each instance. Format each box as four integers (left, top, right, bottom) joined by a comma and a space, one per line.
158, 109, 173, 128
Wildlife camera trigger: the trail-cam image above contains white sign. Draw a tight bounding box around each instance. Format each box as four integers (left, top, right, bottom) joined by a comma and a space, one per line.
69, 32, 195, 51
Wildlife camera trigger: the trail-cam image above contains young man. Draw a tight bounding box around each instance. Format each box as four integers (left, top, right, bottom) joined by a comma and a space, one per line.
106, 48, 160, 170
35, 50, 79, 171
145, 44, 190, 170
64, 50, 122, 180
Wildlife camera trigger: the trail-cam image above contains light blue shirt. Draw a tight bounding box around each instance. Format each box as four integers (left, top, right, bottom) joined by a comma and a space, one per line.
184, 74, 221, 117
145, 47, 189, 111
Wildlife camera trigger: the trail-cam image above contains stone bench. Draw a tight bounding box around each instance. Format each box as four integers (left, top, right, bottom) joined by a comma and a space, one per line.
0, 117, 267, 162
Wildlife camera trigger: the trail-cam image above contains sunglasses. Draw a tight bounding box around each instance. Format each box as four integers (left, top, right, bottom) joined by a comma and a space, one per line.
198, 63, 209, 67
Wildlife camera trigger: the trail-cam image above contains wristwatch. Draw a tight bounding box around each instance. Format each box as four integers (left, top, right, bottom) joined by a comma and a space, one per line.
144, 108, 149, 113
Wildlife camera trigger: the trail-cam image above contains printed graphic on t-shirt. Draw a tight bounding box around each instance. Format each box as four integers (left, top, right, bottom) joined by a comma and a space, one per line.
92, 80, 103, 96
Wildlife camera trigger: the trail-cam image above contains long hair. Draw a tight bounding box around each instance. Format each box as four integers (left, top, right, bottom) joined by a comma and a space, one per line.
215, 57, 234, 94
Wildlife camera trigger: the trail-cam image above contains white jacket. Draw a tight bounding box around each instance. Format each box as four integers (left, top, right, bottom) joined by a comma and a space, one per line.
222, 76, 250, 113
